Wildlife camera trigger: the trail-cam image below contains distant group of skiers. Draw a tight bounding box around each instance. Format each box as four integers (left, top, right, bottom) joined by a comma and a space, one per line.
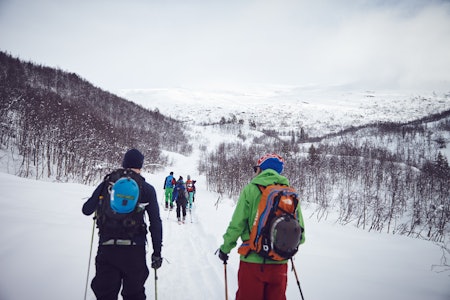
163, 171, 196, 223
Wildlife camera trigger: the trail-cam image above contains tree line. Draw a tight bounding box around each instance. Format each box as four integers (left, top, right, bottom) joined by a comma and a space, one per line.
199, 113, 450, 243
0, 51, 191, 184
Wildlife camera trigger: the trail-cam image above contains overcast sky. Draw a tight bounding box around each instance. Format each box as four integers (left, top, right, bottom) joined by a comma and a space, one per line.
1, 0, 450, 93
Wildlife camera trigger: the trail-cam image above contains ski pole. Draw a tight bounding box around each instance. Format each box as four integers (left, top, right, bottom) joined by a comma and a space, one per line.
291, 258, 305, 300
154, 268, 158, 300
84, 217, 96, 300
224, 261, 228, 300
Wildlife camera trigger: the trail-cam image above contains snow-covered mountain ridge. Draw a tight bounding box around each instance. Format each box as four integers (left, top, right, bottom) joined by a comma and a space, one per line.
118, 86, 450, 136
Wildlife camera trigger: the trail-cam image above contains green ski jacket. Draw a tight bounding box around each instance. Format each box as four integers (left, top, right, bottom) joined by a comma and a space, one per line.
220, 169, 305, 264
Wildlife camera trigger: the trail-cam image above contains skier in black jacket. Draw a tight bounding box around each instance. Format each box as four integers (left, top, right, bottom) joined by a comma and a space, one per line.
82, 148, 163, 300
172, 176, 187, 223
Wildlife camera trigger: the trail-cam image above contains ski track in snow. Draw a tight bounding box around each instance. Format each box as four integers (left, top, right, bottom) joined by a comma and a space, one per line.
144, 148, 234, 299
156, 207, 224, 299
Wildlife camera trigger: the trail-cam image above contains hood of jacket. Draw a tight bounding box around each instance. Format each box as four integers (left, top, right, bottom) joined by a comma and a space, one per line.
250, 168, 289, 187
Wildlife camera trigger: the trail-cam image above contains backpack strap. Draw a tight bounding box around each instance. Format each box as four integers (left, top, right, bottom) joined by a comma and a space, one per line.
238, 184, 269, 258
256, 184, 265, 193
255, 183, 288, 192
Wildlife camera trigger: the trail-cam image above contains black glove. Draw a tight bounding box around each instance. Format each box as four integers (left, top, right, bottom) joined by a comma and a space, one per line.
151, 253, 163, 269
217, 249, 229, 263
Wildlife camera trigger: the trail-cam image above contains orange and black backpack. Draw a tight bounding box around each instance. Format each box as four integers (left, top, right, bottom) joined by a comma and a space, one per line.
186, 179, 196, 192
238, 184, 304, 261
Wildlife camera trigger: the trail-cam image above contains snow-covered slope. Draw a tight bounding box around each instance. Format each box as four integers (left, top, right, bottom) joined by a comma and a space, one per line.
0, 148, 449, 300
1, 86, 449, 300
1, 124, 449, 299
118, 86, 450, 136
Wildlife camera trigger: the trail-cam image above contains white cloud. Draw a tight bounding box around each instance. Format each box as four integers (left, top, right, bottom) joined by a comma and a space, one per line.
0, 0, 449, 92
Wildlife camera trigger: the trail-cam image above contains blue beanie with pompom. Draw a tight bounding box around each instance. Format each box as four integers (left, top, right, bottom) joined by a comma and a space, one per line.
257, 153, 284, 174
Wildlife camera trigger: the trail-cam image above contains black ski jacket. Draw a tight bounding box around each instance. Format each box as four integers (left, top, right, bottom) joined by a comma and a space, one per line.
82, 175, 162, 255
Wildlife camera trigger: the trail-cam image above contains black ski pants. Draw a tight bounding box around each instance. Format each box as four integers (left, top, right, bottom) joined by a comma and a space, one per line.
91, 245, 149, 300
176, 198, 187, 219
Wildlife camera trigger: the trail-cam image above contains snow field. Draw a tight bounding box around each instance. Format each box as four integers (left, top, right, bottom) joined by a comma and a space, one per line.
0, 151, 449, 299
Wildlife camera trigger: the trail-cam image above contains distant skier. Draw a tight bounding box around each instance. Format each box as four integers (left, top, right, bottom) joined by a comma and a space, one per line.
172, 176, 187, 224
163, 171, 176, 210
186, 175, 196, 210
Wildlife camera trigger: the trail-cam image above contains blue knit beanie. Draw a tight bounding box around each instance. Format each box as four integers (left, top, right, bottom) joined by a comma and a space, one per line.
122, 149, 144, 169
257, 153, 284, 174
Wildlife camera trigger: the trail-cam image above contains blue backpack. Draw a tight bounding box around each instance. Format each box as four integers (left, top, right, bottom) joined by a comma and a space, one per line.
165, 175, 175, 188
96, 169, 145, 238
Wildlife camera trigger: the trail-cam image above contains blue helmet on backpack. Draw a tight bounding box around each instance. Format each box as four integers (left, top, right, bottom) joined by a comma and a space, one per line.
110, 177, 140, 213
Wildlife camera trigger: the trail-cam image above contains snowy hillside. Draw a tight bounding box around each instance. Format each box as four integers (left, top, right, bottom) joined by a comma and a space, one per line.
0, 146, 449, 300
1, 80, 449, 299
117, 86, 450, 136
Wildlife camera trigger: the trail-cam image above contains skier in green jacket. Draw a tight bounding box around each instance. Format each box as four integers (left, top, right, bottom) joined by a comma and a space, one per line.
218, 153, 305, 300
